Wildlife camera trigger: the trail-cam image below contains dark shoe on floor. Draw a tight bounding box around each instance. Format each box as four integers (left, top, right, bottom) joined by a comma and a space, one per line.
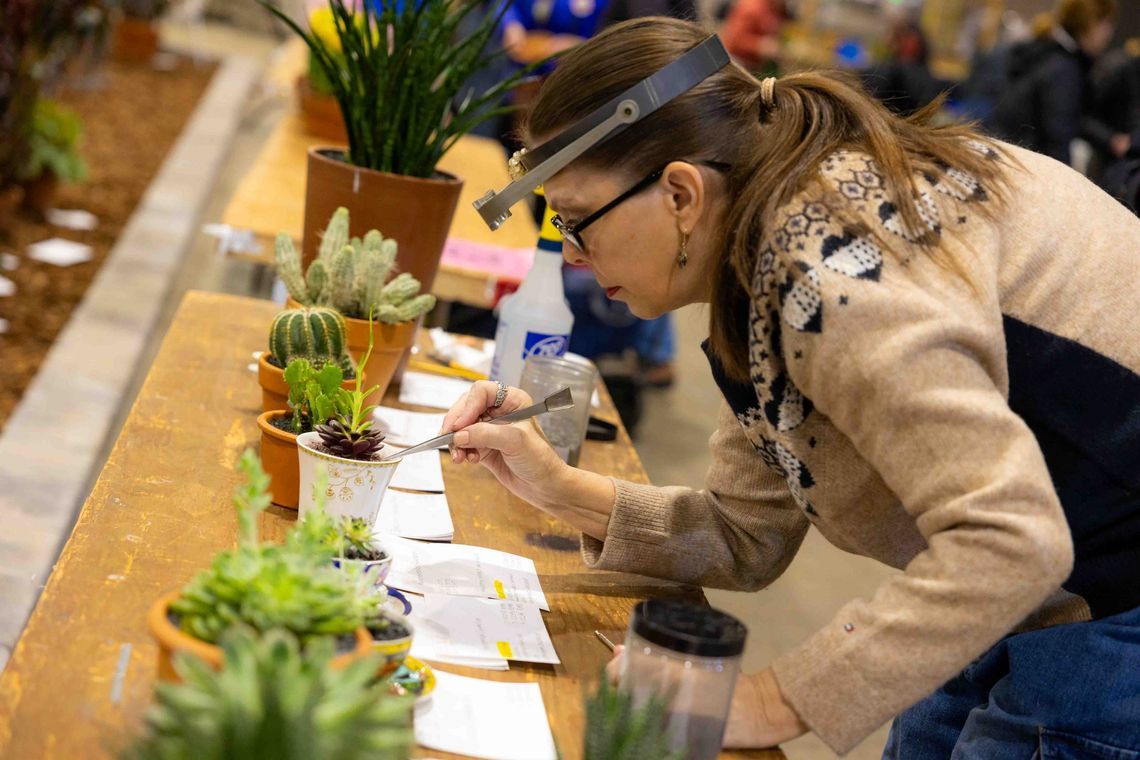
639, 361, 675, 389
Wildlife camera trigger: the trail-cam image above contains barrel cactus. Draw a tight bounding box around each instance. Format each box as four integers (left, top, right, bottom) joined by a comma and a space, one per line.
268, 307, 351, 371
274, 207, 436, 324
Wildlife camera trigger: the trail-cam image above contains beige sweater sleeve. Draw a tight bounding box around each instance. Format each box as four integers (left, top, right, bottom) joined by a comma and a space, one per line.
581, 402, 810, 590
771, 215, 1075, 753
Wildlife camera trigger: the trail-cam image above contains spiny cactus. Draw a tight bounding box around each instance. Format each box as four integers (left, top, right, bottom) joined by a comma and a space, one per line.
274, 207, 435, 323
268, 307, 350, 371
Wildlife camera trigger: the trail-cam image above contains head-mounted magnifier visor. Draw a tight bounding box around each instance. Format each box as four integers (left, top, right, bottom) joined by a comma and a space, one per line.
473, 34, 731, 231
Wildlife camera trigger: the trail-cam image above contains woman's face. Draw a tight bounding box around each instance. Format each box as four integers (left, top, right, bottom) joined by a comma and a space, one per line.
1079, 19, 1114, 58
543, 161, 718, 319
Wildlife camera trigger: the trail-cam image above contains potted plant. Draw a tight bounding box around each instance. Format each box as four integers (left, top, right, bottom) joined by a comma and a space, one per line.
126, 628, 415, 760
19, 97, 87, 217
278, 208, 436, 403
584, 676, 683, 760
261, 0, 538, 289
113, 0, 170, 63
0, 1, 90, 231
148, 450, 376, 682
258, 303, 354, 412
297, 322, 400, 526
294, 6, 348, 142
258, 358, 352, 509
318, 514, 413, 672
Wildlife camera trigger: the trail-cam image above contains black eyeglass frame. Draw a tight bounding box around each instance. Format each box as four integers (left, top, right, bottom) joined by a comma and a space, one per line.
551, 160, 732, 251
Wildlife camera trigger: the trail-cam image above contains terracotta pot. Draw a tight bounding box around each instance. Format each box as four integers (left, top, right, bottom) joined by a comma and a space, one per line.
113, 17, 159, 64
21, 172, 58, 218
302, 147, 462, 291
147, 591, 374, 682
258, 410, 300, 509
257, 352, 355, 414
344, 315, 418, 406
295, 75, 347, 143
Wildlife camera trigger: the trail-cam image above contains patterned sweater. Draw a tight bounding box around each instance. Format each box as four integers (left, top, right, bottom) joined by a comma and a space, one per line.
580, 143, 1140, 754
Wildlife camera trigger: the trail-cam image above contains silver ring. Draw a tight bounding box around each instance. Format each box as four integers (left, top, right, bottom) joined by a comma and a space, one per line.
492, 381, 508, 409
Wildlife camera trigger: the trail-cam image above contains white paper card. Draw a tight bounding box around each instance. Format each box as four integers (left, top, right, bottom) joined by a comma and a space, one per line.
381, 535, 549, 610
27, 238, 92, 267
0, 275, 14, 297
45, 208, 98, 231
388, 450, 445, 492
398, 371, 472, 410
413, 594, 559, 665
409, 595, 507, 670
372, 406, 447, 447
414, 671, 557, 760
374, 490, 453, 541
430, 327, 496, 375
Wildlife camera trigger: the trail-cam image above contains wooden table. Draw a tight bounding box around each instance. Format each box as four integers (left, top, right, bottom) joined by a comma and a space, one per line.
221, 41, 538, 309
0, 291, 782, 759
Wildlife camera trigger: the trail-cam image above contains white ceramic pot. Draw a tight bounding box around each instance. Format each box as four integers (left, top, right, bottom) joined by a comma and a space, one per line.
296, 432, 400, 525
332, 552, 393, 587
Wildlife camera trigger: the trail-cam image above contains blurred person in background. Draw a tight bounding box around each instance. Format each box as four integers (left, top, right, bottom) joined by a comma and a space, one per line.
988, 0, 1118, 166
1090, 37, 1140, 200
720, 0, 788, 74
861, 13, 947, 116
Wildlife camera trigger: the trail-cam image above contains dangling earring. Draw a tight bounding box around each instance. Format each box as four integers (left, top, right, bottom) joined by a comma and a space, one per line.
677, 230, 689, 269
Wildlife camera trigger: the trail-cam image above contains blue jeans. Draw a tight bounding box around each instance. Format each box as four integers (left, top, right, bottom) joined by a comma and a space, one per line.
883, 605, 1140, 759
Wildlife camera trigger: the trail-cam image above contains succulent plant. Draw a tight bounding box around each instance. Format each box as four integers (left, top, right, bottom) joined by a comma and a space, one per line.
314, 317, 385, 461
584, 676, 683, 760
326, 517, 386, 562
275, 207, 436, 324
126, 628, 414, 760
283, 358, 352, 434
169, 450, 374, 645
268, 306, 351, 371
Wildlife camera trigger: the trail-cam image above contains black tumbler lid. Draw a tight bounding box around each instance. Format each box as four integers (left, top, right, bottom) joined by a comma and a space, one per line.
631, 600, 747, 658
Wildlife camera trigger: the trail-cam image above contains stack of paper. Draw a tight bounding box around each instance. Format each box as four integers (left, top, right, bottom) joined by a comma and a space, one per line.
414, 671, 557, 760
410, 594, 558, 670
374, 490, 453, 542
372, 406, 447, 448
398, 371, 473, 410
380, 535, 549, 610
429, 327, 496, 376
387, 449, 445, 492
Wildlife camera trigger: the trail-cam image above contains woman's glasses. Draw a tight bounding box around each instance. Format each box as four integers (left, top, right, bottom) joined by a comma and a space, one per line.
551, 160, 731, 252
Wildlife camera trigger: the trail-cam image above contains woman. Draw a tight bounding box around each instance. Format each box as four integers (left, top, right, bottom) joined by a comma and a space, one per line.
988, 0, 1118, 166
445, 17, 1140, 758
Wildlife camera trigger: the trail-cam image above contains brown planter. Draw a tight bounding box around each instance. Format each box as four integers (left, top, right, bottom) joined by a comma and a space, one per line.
295, 75, 347, 143
21, 172, 58, 218
344, 315, 419, 407
147, 591, 374, 682
258, 410, 300, 509
257, 352, 355, 414
113, 17, 159, 64
302, 147, 462, 292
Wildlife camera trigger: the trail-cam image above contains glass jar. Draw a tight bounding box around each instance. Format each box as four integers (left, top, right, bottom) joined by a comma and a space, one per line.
620, 599, 747, 760
519, 354, 597, 466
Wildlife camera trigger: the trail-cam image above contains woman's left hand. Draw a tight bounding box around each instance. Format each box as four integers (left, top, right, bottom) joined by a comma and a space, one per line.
605, 648, 807, 749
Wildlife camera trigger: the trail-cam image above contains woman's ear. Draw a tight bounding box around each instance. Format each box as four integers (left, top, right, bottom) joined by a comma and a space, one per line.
661, 160, 707, 232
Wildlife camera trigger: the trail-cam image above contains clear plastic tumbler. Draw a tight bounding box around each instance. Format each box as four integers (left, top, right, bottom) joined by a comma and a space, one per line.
620, 599, 748, 760
519, 355, 596, 466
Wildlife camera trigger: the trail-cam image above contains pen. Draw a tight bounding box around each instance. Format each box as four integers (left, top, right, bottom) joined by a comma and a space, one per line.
594, 630, 617, 652
407, 358, 487, 382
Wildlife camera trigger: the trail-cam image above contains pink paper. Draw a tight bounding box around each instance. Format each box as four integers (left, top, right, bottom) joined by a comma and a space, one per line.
441, 238, 534, 283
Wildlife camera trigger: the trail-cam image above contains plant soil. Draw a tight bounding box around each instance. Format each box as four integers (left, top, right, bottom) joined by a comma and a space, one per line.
270, 415, 310, 435
310, 440, 387, 462
343, 547, 388, 562
0, 56, 217, 431
369, 617, 411, 641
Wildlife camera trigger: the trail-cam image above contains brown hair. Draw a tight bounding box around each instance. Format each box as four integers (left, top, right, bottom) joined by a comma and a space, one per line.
526, 18, 1010, 381
1034, 0, 1117, 39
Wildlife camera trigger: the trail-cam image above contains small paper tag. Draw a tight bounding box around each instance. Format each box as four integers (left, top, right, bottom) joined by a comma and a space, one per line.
493, 579, 507, 599
496, 641, 514, 659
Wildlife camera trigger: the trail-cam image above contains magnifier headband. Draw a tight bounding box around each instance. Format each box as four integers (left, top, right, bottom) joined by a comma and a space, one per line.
473, 33, 731, 231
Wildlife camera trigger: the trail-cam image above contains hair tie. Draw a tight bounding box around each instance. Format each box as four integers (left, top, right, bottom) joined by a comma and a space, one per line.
760, 77, 777, 109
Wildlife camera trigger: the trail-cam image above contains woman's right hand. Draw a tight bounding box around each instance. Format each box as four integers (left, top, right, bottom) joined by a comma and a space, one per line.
441, 381, 570, 509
